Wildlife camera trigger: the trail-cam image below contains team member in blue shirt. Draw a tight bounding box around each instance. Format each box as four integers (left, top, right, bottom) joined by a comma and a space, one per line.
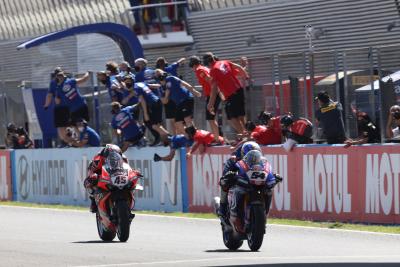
105, 62, 124, 102
155, 57, 185, 135
155, 57, 185, 77
111, 102, 145, 152
135, 80, 170, 145
134, 58, 156, 83
71, 119, 101, 147
153, 134, 193, 162
155, 69, 202, 135
55, 70, 90, 124
120, 76, 140, 120
43, 67, 71, 144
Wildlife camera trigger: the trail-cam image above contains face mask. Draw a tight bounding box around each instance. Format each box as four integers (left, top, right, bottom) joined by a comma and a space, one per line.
125, 82, 132, 87
78, 126, 84, 132
393, 112, 400, 120
134, 66, 141, 72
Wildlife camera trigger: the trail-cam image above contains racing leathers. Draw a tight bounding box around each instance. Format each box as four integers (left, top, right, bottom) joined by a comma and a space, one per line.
84, 144, 127, 212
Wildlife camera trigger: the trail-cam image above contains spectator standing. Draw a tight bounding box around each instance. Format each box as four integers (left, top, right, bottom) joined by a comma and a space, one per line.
155, 57, 185, 77
111, 102, 145, 152
345, 112, 380, 147
43, 67, 71, 144
72, 119, 101, 147
134, 58, 156, 83
237, 56, 251, 91
55, 71, 90, 124
105, 62, 124, 103
155, 69, 201, 134
118, 61, 135, 79
386, 105, 400, 139
135, 81, 169, 146
204, 52, 249, 135
315, 91, 346, 144
155, 57, 186, 135
189, 55, 223, 142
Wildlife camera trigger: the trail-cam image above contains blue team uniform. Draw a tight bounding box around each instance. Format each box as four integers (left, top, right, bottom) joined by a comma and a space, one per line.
164, 76, 193, 105
170, 134, 193, 150
55, 78, 86, 112
135, 67, 156, 83
135, 82, 159, 104
80, 126, 100, 147
165, 62, 179, 76
108, 75, 124, 103
111, 106, 142, 140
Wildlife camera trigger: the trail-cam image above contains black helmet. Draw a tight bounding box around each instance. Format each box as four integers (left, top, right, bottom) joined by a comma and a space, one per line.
7, 123, 16, 132
189, 56, 201, 68
280, 115, 294, 127
258, 111, 272, 124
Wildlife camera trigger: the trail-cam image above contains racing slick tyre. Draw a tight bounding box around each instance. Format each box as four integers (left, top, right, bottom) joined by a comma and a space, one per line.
222, 226, 243, 250
116, 200, 131, 242
96, 212, 116, 242
247, 205, 266, 251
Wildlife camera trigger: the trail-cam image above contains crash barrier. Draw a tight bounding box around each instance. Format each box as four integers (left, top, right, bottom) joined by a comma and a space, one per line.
9, 147, 183, 212
0, 150, 12, 201
183, 144, 400, 224
1, 144, 400, 224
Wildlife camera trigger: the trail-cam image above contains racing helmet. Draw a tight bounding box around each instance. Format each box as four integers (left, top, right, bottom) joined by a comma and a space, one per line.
243, 150, 263, 169
101, 144, 122, 158
105, 150, 124, 171
241, 141, 261, 158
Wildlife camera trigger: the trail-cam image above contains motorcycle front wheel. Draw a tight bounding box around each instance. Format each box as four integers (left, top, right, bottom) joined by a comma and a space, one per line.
222, 225, 243, 250
96, 212, 116, 242
116, 200, 131, 242
247, 205, 266, 251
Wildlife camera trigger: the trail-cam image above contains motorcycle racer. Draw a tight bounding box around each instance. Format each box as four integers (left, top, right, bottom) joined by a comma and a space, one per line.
218, 141, 262, 218
84, 144, 127, 212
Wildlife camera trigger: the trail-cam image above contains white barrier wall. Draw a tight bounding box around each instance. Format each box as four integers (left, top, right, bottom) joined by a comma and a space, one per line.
12, 147, 182, 212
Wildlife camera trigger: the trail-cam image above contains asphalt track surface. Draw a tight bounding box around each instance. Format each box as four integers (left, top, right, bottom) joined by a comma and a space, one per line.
1, 206, 400, 267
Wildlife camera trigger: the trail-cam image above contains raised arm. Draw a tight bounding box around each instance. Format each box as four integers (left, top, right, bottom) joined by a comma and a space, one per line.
181, 80, 201, 97
76, 72, 90, 85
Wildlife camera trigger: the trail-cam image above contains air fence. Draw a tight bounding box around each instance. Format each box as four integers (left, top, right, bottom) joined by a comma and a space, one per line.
1, 144, 400, 224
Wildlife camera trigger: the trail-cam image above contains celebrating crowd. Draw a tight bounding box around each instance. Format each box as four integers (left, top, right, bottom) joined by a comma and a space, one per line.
6, 52, 400, 153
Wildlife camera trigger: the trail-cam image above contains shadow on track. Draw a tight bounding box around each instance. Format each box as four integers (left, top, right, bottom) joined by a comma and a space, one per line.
213, 263, 400, 267
205, 249, 251, 253
71, 240, 119, 244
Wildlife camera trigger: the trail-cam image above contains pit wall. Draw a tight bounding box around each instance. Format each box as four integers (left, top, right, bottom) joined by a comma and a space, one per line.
1, 144, 399, 224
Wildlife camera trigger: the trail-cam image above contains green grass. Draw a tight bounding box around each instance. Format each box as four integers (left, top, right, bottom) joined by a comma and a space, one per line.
1, 201, 399, 234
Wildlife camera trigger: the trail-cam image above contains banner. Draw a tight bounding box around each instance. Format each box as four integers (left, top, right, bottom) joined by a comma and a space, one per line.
0, 150, 12, 201
12, 147, 182, 211
185, 144, 400, 224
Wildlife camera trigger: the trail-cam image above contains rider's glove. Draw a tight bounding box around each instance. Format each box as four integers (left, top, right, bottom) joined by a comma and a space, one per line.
274, 173, 283, 183
153, 153, 162, 162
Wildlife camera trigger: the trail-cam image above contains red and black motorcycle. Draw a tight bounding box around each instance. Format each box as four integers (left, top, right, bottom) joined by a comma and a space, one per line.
94, 155, 143, 242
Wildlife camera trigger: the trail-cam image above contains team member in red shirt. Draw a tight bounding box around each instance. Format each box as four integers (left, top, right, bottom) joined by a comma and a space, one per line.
258, 111, 283, 142
203, 52, 249, 135
244, 121, 282, 145
280, 114, 313, 151
189, 55, 223, 142
185, 126, 224, 158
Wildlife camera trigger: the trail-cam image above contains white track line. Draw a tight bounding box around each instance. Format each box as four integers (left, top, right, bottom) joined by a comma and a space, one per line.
1, 205, 399, 237
72, 255, 400, 267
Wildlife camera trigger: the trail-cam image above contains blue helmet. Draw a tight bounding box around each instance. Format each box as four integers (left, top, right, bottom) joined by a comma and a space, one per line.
243, 150, 263, 169
241, 141, 261, 158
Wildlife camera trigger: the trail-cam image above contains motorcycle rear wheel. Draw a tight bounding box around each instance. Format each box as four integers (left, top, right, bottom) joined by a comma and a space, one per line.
247, 205, 266, 251
116, 200, 131, 242
96, 212, 116, 242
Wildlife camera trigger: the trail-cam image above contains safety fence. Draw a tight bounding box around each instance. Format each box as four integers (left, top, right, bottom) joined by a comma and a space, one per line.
1, 144, 400, 224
